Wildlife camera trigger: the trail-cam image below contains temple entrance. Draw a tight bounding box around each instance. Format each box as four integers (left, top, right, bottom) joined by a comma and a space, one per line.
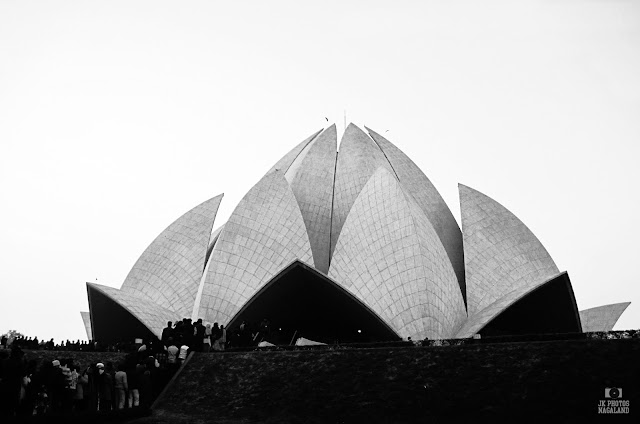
479, 272, 582, 337
227, 261, 400, 345
87, 285, 155, 344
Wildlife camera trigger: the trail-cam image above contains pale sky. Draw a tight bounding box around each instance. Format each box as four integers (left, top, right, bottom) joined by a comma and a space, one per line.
1, 0, 638, 342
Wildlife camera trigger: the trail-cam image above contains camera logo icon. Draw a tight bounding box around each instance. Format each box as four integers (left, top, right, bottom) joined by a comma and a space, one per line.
605, 387, 622, 399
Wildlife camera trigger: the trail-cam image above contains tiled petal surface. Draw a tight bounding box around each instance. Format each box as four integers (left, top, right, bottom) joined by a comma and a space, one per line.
80, 311, 92, 340
460, 184, 559, 316
330, 124, 395, 259
85, 125, 591, 343
88, 283, 177, 338
455, 277, 548, 338
121, 194, 223, 317
120, 194, 223, 317
266, 129, 322, 175
366, 127, 465, 296
286, 125, 337, 274
197, 171, 314, 325
580, 302, 631, 332
455, 271, 575, 337
192, 224, 226, 320
329, 167, 466, 340
203, 223, 226, 272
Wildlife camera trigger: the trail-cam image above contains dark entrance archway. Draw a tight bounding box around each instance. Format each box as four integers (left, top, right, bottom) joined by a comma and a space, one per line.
87, 284, 155, 344
479, 272, 582, 337
227, 261, 400, 344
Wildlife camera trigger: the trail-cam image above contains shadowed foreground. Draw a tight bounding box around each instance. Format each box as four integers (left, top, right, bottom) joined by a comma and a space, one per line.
134, 338, 640, 423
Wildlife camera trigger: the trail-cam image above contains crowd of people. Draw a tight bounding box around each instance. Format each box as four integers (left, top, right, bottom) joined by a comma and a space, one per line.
0, 335, 97, 352
0, 316, 282, 419
0, 341, 177, 419
0, 316, 281, 356
158, 317, 279, 352
1, 333, 149, 354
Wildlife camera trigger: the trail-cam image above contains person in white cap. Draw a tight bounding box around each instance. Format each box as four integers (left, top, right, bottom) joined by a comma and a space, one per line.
49, 359, 64, 412
95, 363, 113, 411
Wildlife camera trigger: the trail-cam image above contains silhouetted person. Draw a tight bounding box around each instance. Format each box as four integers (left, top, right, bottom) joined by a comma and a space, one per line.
212, 323, 221, 345
203, 324, 212, 352
139, 364, 153, 408
47, 359, 65, 413
1, 346, 25, 417
182, 318, 195, 349
259, 318, 271, 341
74, 365, 89, 412
126, 363, 139, 408
173, 321, 183, 346
114, 363, 128, 410
60, 358, 74, 412
95, 363, 113, 411
18, 359, 38, 416
166, 338, 179, 372
161, 321, 174, 346
134, 362, 146, 407
213, 325, 227, 351
238, 321, 251, 347
194, 319, 205, 352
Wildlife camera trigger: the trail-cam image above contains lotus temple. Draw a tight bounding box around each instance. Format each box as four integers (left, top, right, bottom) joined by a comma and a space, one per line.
82, 124, 630, 344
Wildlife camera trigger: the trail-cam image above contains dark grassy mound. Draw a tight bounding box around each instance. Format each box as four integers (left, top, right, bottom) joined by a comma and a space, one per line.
148, 339, 639, 423
21, 350, 129, 370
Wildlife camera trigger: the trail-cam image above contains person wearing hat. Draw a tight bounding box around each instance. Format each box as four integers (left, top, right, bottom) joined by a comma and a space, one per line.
94, 363, 113, 411
47, 359, 65, 413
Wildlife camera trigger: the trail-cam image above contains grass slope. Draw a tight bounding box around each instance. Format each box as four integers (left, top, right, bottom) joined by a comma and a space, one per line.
149, 339, 639, 423
21, 350, 129, 370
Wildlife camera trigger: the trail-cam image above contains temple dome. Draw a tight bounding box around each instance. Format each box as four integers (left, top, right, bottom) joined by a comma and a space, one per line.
84, 123, 626, 344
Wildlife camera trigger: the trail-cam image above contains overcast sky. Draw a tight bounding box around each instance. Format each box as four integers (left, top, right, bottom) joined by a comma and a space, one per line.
1, 0, 638, 342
